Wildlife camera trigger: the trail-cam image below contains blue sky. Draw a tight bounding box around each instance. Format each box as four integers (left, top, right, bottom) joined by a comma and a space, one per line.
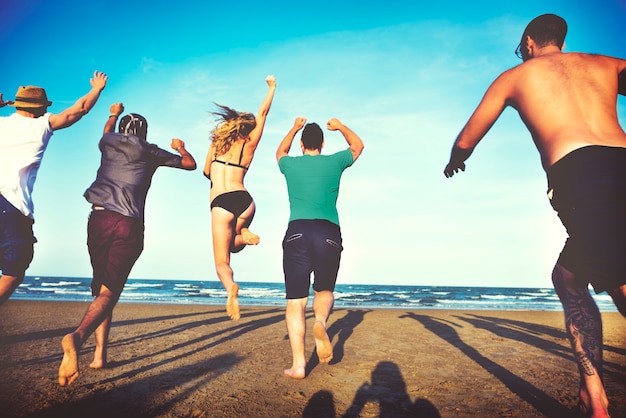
1, 1, 625, 288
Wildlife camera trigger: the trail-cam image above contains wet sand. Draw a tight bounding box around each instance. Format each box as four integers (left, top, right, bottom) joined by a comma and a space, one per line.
0, 300, 624, 417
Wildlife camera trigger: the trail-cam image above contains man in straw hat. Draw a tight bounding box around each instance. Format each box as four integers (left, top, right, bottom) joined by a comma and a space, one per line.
0, 71, 108, 306
444, 14, 625, 417
58, 103, 196, 386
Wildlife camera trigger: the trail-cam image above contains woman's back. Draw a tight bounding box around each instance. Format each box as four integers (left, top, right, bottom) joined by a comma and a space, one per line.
208, 139, 256, 201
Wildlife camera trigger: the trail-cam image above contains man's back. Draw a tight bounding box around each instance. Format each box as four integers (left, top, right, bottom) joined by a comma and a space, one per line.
504, 52, 626, 168
84, 133, 182, 220
0, 113, 53, 218
207, 139, 249, 201
279, 149, 354, 226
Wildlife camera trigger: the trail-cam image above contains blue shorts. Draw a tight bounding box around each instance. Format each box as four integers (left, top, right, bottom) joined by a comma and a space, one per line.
0, 195, 36, 277
87, 209, 144, 296
282, 220, 343, 299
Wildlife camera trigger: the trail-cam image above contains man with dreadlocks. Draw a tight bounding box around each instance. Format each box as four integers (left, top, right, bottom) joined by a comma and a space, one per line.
58, 103, 196, 386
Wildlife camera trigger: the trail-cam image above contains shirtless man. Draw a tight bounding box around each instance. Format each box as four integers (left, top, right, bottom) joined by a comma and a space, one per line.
444, 14, 626, 418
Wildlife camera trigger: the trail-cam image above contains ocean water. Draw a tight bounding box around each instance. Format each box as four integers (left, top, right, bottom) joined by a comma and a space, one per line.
12, 276, 618, 312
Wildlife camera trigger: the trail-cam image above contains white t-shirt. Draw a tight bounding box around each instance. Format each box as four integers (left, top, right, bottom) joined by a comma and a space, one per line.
0, 113, 53, 219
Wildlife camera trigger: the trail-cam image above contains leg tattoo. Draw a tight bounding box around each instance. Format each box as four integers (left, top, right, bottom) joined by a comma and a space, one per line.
564, 295, 602, 378
553, 266, 603, 379
576, 351, 596, 376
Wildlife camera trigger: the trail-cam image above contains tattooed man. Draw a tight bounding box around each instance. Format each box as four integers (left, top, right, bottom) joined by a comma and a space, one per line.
444, 14, 626, 418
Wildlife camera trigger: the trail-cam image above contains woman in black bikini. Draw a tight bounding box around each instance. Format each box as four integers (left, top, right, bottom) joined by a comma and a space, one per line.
204, 75, 276, 320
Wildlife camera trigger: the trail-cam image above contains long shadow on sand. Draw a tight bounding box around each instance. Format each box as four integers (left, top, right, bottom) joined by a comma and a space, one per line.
11, 307, 283, 368
94, 308, 285, 385
459, 313, 626, 382
10, 308, 286, 417
402, 313, 572, 418
0, 308, 215, 346
304, 309, 370, 376
23, 352, 242, 418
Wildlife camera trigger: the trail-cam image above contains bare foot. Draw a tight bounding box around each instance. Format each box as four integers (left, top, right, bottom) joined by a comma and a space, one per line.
89, 359, 107, 369
227, 283, 240, 320
313, 321, 333, 363
241, 228, 260, 245
283, 367, 306, 379
59, 333, 80, 386
579, 385, 610, 418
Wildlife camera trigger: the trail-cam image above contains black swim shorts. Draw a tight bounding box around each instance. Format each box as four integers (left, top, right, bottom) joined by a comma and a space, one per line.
547, 145, 626, 293
282, 219, 343, 299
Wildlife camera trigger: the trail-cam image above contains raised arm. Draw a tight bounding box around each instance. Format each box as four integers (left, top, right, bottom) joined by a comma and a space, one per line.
104, 103, 124, 134
326, 118, 364, 162
444, 71, 511, 178
49, 71, 108, 130
276, 117, 306, 162
171, 138, 197, 170
247, 75, 277, 146
0, 93, 13, 108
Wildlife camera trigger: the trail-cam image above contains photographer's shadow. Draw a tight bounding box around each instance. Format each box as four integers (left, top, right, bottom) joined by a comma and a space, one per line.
342, 361, 440, 418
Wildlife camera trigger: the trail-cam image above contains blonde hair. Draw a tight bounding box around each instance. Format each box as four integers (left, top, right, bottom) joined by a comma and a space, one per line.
210, 104, 256, 156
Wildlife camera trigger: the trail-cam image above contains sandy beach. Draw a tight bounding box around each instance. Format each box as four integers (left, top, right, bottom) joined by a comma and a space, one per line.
0, 300, 624, 418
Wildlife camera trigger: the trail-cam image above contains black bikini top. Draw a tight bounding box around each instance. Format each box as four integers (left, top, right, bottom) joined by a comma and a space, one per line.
204, 141, 248, 181
212, 141, 248, 170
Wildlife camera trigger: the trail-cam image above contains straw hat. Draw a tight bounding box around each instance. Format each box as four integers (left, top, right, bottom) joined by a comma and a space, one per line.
9, 86, 52, 108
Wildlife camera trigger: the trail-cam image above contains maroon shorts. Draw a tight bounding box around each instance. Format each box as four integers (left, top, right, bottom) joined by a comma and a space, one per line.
87, 209, 144, 296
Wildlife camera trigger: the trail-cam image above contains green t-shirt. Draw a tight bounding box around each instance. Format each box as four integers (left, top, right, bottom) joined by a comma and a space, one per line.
278, 149, 354, 226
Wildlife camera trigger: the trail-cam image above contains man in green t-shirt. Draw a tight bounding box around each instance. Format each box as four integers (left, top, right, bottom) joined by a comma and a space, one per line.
276, 117, 364, 379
